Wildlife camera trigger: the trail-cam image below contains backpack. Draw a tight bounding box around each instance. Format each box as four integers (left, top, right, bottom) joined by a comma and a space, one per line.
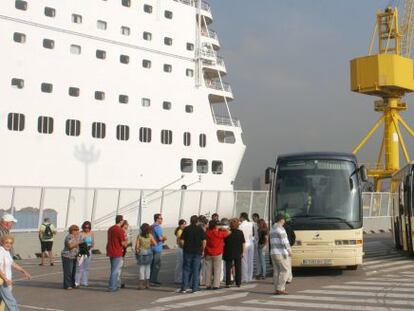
43, 224, 53, 240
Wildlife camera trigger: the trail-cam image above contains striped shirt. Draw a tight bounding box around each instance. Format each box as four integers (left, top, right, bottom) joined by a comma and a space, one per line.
269, 223, 291, 256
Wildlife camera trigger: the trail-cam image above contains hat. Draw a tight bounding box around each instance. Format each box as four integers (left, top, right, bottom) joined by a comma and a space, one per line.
2, 214, 17, 223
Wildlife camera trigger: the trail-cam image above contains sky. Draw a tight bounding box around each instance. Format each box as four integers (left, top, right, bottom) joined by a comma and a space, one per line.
207, 0, 414, 188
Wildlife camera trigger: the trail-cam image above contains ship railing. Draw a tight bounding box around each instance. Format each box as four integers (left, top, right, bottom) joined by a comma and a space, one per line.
205, 79, 232, 92
199, 49, 216, 59
201, 29, 218, 40
173, 0, 211, 13
214, 115, 241, 127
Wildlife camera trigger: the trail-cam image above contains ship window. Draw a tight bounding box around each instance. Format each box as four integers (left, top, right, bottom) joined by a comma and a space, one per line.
143, 32, 152, 41
181, 158, 193, 173
121, 26, 130, 36
119, 95, 129, 104
70, 44, 81, 55
13, 32, 26, 43
44, 7, 56, 17
142, 59, 152, 68
164, 10, 173, 19
139, 127, 152, 143
37, 116, 54, 134
7, 113, 25, 131
163, 64, 172, 73
122, 0, 131, 7
186, 43, 194, 51
144, 4, 153, 13
11, 78, 24, 89
15, 1, 27, 11
197, 160, 208, 174
41, 83, 53, 93
72, 14, 82, 24
95, 91, 105, 100
162, 101, 171, 110
212, 161, 223, 175
164, 37, 173, 46
161, 130, 173, 145
120, 54, 129, 64
142, 98, 151, 107
92, 122, 106, 139
96, 49, 106, 59
116, 125, 130, 141
186, 69, 194, 77
97, 20, 107, 30
183, 132, 191, 146
65, 119, 81, 136
69, 87, 80, 97
217, 130, 236, 144
185, 105, 193, 113
199, 134, 207, 148
43, 39, 55, 49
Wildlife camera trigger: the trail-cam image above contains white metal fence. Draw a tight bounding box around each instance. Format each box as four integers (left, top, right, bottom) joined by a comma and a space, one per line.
0, 186, 392, 231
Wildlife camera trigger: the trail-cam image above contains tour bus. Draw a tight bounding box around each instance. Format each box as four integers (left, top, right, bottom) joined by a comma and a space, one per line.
265, 152, 367, 269
391, 163, 414, 254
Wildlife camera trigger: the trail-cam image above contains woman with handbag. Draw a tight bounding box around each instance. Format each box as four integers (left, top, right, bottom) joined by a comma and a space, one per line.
0, 235, 31, 311
135, 223, 156, 290
75, 221, 94, 287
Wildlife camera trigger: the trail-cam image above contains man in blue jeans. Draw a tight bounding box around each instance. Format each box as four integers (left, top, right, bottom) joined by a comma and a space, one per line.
106, 215, 126, 292
150, 214, 167, 286
178, 215, 206, 293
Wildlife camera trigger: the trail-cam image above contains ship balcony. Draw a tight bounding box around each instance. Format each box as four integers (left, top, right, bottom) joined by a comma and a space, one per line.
174, 0, 213, 24
205, 79, 234, 102
214, 115, 241, 128
201, 29, 220, 50
201, 53, 227, 76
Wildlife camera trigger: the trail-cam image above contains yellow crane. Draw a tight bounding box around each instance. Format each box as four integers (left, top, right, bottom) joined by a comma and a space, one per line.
351, 0, 414, 190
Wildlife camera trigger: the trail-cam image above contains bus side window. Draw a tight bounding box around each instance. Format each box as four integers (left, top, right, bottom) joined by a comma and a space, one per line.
399, 182, 404, 216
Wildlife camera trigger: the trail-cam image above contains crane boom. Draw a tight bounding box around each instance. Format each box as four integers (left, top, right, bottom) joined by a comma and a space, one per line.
400, 0, 414, 56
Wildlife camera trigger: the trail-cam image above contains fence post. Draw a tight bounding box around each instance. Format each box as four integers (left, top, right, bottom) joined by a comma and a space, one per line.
263, 192, 269, 222
116, 189, 121, 216
232, 192, 238, 218
387, 192, 392, 217
178, 190, 185, 220
137, 190, 144, 227
215, 191, 221, 214
369, 192, 374, 217
37, 188, 45, 229
378, 193, 383, 217
90, 189, 98, 226
64, 188, 72, 230
198, 191, 203, 215
160, 191, 165, 215
9, 187, 16, 215
248, 191, 254, 219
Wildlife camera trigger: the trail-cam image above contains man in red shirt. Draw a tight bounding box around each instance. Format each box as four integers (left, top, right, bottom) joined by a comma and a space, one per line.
106, 215, 127, 292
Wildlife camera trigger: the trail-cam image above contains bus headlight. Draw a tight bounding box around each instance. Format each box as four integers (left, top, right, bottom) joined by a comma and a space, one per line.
335, 239, 363, 245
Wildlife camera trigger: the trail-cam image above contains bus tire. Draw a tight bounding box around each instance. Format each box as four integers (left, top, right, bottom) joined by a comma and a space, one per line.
346, 265, 358, 270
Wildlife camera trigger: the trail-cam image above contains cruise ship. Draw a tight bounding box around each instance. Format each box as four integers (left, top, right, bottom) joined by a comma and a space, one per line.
0, 0, 245, 194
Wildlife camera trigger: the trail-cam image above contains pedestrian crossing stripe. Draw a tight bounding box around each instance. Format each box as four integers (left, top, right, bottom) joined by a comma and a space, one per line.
210, 306, 286, 311
366, 263, 414, 275
363, 259, 413, 270
302, 289, 414, 299
363, 254, 403, 264
345, 281, 414, 287
400, 271, 414, 275
326, 285, 414, 292
366, 277, 414, 282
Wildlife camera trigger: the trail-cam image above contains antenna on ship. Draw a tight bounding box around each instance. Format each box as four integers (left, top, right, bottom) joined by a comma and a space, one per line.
351, 0, 414, 190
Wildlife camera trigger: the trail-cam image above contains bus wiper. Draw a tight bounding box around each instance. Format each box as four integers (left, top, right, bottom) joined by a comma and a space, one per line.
308, 216, 355, 229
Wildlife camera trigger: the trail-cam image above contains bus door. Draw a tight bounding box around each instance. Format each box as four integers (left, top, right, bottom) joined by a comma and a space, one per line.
405, 174, 414, 254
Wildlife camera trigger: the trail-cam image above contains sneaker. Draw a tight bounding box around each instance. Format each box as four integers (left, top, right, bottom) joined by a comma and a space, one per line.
150, 282, 161, 287
65, 287, 72, 290
212, 287, 220, 290
176, 288, 188, 293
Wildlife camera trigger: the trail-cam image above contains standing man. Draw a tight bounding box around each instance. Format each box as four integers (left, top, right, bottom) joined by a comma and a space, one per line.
179, 215, 206, 293
283, 212, 295, 284
251, 213, 260, 279
106, 215, 126, 292
239, 212, 254, 283
270, 214, 292, 295
38, 217, 57, 266
0, 214, 17, 311
150, 213, 167, 286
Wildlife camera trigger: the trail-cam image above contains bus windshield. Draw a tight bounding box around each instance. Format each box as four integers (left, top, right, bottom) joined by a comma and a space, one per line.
275, 159, 361, 229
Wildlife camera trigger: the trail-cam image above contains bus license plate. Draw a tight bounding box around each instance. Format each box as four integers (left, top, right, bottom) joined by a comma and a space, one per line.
302, 259, 332, 265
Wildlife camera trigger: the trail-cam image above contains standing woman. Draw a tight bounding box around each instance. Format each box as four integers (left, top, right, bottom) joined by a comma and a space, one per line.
120, 220, 129, 288
62, 225, 82, 290
256, 219, 269, 280
75, 221, 95, 287
135, 223, 156, 289
0, 235, 31, 311
223, 218, 245, 288
174, 219, 186, 284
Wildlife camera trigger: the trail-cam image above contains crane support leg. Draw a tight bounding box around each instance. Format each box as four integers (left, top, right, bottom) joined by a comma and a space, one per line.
396, 114, 414, 139
353, 115, 385, 155
392, 114, 411, 162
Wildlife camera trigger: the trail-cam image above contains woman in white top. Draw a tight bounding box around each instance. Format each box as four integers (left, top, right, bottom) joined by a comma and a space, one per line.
0, 235, 31, 311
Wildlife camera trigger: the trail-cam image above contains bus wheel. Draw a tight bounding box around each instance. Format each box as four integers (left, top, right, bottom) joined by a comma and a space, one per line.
346, 265, 358, 270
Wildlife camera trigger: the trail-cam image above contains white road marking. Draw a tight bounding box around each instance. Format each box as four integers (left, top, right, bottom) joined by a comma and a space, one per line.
363, 255, 406, 265
366, 263, 414, 275
326, 285, 414, 292
272, 294, 414, 306
401, 271, 414, 275
367, 277, 414, 282
19, 305, 66, 311
346, 281, 414, 287
244, 298, 413, 311
138, 293, 248, 311
153, 284, 256, 304
302, 289, 414, 299
363, 259, 413, 270
210, 306, 286, 311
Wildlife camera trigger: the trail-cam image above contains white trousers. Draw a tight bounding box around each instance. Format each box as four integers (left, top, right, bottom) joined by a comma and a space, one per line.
241, 243, 254, 283
75, 254, 92, 286
174, 248, 183, 283
139, 264, 151, 280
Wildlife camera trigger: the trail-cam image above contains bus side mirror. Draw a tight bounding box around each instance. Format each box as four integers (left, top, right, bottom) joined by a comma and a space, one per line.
359, 165, 368, 182
265, 167, 274, 184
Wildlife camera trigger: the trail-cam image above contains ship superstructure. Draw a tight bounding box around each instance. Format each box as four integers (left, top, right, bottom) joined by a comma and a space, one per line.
0, 0, 245, 192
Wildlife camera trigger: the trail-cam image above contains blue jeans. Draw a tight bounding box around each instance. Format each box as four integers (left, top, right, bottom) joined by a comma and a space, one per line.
62, 256, 77, 289
0, 284, 19, 311
108, 257, 123, 291
150, 252, 161, 283
256, 246, 267, 277
181, 252, 202, 291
